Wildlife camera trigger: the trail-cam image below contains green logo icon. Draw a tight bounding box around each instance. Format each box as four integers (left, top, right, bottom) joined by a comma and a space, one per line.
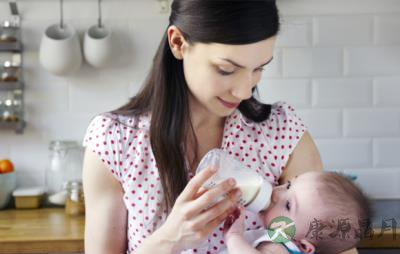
267, 216, 296, 243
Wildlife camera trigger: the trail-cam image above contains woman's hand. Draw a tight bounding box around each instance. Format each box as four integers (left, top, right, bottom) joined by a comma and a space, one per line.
223, 205, 246, 243
157, 166, 242, 252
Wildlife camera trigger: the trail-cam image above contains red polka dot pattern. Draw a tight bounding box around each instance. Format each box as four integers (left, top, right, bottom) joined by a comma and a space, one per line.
82, 101, 306, 254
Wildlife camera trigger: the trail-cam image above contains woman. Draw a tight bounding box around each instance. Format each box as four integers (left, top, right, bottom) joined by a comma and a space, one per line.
82, 1, 358, 253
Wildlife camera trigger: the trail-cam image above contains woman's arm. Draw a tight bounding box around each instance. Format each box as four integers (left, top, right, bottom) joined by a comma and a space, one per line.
83, 149, 128, 254
84, 148, 240, 254
280, 131, 359, 254
279, 131, 323, 185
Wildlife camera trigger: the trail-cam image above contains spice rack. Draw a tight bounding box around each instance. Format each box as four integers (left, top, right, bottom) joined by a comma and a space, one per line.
0, 2, 25, 134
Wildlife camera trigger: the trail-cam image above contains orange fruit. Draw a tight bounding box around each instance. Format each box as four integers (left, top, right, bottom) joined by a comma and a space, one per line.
0, 159, 14, 174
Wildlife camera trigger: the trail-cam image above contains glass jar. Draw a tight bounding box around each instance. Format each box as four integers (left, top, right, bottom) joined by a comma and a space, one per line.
0, 20, 18, 43
65, 181, 85, 216
12, 90, 22, 122
45, 141, 84, 206
1, 61, 19, 82
2, 92, 17, 122
0, 91, 21, 123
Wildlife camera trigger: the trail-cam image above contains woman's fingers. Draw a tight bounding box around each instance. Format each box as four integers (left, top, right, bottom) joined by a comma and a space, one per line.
205, 203, 239, 234
178, 166, 218, 202
192, 177, 238, 209
189, 188, 241, 229
193, 186, 208, 200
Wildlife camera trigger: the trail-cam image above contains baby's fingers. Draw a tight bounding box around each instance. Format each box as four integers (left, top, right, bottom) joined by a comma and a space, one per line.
223, 214, 235, 233
231, 206, 245, 225
237, 206, 246, 219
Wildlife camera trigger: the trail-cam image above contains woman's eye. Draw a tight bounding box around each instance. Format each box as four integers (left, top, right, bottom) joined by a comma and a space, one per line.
286, 201, 291, 211
286, 180, 291, 190
217, 69, 234, 76
256, 67, 265, 72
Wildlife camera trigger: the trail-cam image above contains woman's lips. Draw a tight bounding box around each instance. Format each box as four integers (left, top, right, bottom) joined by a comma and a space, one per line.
218, 97, 240, 109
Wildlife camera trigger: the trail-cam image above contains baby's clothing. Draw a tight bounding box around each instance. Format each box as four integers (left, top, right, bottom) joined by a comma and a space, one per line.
218, 228, 306, 254
82, 101, 307, 254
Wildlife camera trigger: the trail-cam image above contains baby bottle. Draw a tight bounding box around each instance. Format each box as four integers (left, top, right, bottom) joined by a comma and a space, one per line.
195, 149, 273, 213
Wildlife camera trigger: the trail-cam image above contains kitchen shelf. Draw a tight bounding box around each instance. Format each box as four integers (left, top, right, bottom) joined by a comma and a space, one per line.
0, 41, 22, 52
0, 2, 25, 134
0, 121, 25, 134
0, 81, 23, 91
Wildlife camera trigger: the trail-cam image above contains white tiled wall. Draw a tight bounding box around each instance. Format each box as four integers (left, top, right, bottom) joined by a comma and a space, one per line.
0, 0, 399, 199
260, 0, 400, 199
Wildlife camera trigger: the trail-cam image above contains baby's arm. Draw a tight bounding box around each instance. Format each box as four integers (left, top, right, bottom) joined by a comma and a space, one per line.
225, 235, 264, 254
223, 206, 289, 254
256, 241, 290, 254
224, 206, 261, 254
226, 236, 289, 254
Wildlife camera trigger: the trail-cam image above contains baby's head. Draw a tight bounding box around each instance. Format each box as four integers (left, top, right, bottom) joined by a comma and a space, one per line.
258, 171, 372, 254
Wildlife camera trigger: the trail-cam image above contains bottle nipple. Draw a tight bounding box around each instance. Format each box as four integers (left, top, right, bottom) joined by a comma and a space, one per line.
245, 180, 273, 213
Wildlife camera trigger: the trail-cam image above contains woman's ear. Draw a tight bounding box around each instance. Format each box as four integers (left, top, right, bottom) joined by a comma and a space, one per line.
167, 25, 188, 60
298, 239, 316, 253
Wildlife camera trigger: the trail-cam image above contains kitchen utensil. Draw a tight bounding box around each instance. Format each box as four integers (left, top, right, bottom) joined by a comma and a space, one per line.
83, 0, 113, 68
39, 0, 82, 75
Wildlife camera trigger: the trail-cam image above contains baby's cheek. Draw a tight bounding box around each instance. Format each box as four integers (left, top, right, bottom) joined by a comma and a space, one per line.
263, 209, 280, 227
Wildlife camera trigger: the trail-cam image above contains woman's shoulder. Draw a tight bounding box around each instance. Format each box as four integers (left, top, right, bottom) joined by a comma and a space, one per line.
85, 112, 151, 133
82, 112, 152, 183
264, 101, 305, 129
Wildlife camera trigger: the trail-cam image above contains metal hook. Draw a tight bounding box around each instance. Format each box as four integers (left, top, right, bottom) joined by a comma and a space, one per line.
60, 0, 64, 29
98, 0, 103, 28
9, 2, 20, 27
9, 2, 19, 15
158, 0, 169, 14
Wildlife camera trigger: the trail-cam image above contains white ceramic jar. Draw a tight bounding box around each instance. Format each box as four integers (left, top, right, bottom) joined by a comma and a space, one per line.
83, 25, 113, 68
39, 24, 82, 76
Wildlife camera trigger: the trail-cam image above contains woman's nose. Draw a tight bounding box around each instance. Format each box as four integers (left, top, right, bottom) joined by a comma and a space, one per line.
231, 85, 252, 101
231, 75, 254, 100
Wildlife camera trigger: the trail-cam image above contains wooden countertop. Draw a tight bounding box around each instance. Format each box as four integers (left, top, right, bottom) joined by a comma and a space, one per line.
0, 208, 84, 253
357, 199, 400, 249
0, 206, 398, 253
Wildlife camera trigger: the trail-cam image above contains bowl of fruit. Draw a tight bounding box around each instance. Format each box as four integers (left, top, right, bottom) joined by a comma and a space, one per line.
0, 159, 17, 209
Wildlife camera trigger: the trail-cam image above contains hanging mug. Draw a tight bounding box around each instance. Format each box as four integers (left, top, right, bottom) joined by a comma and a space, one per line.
83, 25, 112, 68
39, 0, 82, 76
39, 23, 82, 76
83, 0, 112, 68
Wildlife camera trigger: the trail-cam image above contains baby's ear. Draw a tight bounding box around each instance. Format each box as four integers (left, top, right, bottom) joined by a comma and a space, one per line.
298, 239, 315, 253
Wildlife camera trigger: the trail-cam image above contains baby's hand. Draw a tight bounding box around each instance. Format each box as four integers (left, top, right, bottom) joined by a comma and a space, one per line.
223, 205, 246, 241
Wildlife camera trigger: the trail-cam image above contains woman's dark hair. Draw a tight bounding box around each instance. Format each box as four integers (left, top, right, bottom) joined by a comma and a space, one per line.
112, 0, 280, 212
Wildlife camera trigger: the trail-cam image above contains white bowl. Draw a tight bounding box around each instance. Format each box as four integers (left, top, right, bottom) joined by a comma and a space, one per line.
0, 172, 17, 209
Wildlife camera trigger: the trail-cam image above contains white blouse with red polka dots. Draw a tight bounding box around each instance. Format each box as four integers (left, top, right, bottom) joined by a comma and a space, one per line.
83, 101, 306, 254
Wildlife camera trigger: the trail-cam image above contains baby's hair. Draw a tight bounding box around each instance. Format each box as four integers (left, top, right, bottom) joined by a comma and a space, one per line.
313, 172, 373, 254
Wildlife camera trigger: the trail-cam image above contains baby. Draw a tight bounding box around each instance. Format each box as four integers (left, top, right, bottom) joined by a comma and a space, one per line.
221, 171, 373, 254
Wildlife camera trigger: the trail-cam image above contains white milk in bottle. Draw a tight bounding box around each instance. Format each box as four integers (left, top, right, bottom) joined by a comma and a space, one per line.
195, 149, 273, 213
